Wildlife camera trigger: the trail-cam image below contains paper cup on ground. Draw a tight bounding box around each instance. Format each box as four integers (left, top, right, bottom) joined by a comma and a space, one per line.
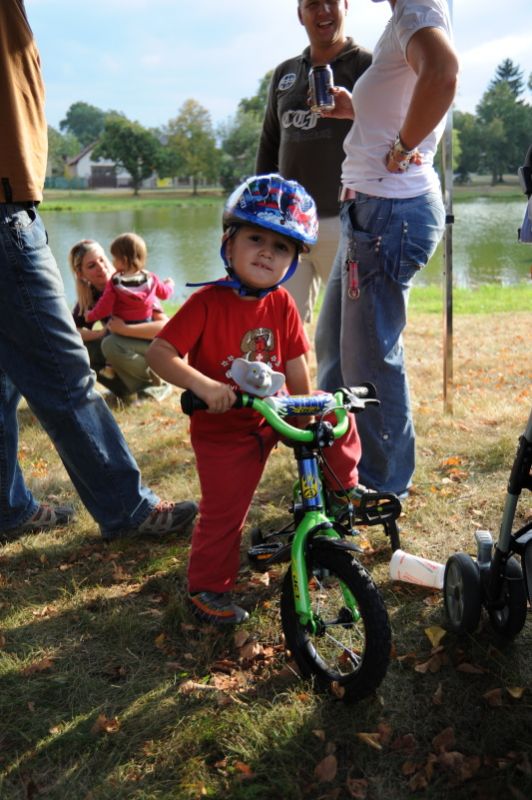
389, 549, 445, 589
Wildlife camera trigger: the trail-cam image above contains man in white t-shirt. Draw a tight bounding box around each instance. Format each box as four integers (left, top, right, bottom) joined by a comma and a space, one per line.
316, 0, 458, 497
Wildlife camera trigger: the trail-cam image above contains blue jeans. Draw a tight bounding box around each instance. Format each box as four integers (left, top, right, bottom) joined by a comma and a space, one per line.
0, 204, 158, 536
316, 190, 445, 495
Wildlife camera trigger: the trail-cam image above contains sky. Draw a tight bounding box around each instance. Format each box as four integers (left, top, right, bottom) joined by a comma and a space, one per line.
26, 0, 532, 134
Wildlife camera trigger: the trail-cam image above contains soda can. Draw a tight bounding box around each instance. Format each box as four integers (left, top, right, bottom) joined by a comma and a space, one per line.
309, 64, 335, 113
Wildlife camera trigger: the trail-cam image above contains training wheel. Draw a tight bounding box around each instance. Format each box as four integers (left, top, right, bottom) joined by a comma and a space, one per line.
443, 552, 482, 634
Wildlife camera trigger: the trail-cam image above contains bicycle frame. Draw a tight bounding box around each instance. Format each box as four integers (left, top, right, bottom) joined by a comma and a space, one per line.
246, 392, 359, 633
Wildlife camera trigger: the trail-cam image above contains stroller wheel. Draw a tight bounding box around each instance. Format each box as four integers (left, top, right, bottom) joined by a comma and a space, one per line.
443, 553, 482, 634
488, 557, 528, 638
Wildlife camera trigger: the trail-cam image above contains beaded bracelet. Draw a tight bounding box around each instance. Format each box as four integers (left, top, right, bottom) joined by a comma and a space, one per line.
388, 133, 416, 172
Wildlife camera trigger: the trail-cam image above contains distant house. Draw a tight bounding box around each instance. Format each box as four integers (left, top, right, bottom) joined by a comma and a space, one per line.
66, 143, 134, 189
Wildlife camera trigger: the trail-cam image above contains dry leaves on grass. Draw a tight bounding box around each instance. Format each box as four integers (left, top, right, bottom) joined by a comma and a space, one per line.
314, 753, 338, 783
91, 714, 120, 735
21, 657, 55, 676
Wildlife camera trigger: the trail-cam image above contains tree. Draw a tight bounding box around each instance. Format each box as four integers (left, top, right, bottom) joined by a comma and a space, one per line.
216, 72, 273, 193
218, 110, 263, 192
475, 77, 532, 183
455, 60, 532, 184
454, 111, 480, 180
488, 59, 525, 99
165, 100, 219, 194
238, 71, 273, 117
92, 115, 162, 195
47, 126, 80, 176
59, 102, 106, 147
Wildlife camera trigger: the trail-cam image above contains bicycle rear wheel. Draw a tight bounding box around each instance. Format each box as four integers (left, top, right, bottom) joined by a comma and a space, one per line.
280, 544, 391, 702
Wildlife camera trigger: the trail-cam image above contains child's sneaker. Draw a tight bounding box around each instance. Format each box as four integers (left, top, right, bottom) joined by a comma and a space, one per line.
189, 591, 249, 625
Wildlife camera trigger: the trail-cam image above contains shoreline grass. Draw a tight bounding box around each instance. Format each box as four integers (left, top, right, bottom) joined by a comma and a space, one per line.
1, 313, 530, 795
41, 179, 525, 213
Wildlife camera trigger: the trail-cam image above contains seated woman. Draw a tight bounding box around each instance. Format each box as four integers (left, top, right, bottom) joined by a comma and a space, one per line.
69, 239, 172, 401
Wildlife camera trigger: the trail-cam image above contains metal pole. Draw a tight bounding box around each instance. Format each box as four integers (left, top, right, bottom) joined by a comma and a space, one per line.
442, 116, 454, 414
442, 0, 454, 415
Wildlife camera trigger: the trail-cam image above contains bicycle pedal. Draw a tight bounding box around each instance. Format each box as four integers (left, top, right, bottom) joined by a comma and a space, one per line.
247, 541, 291, 572
351, 492, 402, 526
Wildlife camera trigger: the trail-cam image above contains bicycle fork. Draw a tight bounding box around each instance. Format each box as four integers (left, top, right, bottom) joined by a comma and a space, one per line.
290, 448, 361, 633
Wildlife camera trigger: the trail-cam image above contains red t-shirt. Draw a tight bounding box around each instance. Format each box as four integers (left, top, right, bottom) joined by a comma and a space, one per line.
157, 284, 309, 435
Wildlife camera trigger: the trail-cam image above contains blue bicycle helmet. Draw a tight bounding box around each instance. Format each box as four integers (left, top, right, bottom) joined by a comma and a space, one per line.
222, 174, 318, 297
187, 174, 318, 298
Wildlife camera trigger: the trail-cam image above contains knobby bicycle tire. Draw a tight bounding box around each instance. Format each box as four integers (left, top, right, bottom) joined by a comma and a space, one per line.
280, 544, 391, 702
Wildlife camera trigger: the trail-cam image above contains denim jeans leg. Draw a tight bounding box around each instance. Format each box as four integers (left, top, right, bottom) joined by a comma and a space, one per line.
339, 192, 444, 495
340, 262, 414, 494
0, 372, 38, 528
315, 224, 347, 392
0, 205, 158, 535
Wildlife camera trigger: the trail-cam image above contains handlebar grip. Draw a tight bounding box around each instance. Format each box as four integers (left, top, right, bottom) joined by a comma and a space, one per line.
346, 382, 378, 400
180, 390, 208, 415
338, 382, 379, 412
180, 389, 245, 415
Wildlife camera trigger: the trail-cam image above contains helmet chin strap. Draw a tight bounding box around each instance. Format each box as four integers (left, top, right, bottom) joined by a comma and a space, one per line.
223, 251, 299, 298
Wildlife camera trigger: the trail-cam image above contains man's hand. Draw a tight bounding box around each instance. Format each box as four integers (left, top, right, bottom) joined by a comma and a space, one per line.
314, 86, 354, 120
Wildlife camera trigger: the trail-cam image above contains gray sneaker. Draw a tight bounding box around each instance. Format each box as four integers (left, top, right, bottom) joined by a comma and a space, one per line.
103, 500, 198, 541
189, 591, 249, 625
2, 503, 75, 540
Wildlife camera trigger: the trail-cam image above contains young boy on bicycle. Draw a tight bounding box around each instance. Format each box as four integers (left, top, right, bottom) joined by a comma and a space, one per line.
147, 174, 365, 625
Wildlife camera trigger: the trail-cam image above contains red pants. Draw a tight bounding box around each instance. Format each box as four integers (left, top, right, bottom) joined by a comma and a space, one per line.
188, 414, 361, 594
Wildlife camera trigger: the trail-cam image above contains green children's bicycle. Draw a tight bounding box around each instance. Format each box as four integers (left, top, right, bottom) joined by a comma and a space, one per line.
181, 384, 401, 702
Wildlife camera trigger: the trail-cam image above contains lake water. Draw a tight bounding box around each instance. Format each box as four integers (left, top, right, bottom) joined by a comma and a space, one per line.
41, 198, 531, 307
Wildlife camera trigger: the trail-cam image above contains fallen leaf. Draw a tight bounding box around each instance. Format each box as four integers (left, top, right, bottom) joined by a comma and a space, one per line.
330, 681, 346, 699
313, 729, 326, 741
346, 774, 368, 799
178, 680, 218, 695
234, 630, 249, 648
234, 761, 254, 778
356, 733, 382, 751
32, 606, 54, 618
432, 682, 443, 705
91, 714, 120, 735
408, 772, 428, 791
424, 626, 447, 648
415, 653, 444, 674
432, 727, 455, 753
483, 688, 503, 707
390, 734, 417, 753
456, 662, 485, 674
506, 686, 525, 700
314, 754, 338, 783
377, 721, 393, 745
239, 642, 264, 661
21, 657, 55, 676
49, 724, 63, 735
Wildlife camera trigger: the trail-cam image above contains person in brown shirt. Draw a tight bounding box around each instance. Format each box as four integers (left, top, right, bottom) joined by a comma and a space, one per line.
0, 0, 197, 541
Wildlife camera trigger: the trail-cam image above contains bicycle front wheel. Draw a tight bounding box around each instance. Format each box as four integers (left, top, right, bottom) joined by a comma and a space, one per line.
280, 545, 391, 702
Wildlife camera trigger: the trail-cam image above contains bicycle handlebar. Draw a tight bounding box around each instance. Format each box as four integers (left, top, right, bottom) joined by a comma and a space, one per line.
180, 384, 379, 444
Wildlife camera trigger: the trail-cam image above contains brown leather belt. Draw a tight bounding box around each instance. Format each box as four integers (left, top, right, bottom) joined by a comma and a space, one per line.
339, 186, 358, 202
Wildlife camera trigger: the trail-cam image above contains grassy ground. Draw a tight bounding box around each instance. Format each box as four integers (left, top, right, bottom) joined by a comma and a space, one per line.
1, 305, 531, 800
40, 188, 224, 213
